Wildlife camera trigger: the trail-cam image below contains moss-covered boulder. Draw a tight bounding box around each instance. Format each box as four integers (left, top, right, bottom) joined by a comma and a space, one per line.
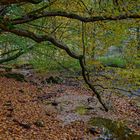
0, 73, 26, 82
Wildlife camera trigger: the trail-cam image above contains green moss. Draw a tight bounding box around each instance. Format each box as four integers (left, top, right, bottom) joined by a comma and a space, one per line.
75, 106, 88, 115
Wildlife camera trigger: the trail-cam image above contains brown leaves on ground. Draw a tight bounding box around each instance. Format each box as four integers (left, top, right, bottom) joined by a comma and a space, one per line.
111, 96, 140, 133
0, 77, 88, 140
0, 74, 140, 139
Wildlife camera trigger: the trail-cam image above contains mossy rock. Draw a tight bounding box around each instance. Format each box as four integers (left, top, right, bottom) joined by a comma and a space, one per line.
89, 117, 140, 140
1, 73, 26, 82
5, 67, 12, 72
46, 76, 63, 84
34, 120, 45, 127
0, 65, 12, 72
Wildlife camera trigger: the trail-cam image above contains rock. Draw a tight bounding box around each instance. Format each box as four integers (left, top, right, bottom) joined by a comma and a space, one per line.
86, 107, 94, 110
46, 76, 63, 84
13, 119, 31, 129
15, 64, 33, 70
7, 108, 14, 112
89, 127, 100, 136
5, 67, 12, 72
29, 80, 38, 86
2, 73, 26, 82
51, 101, 58, 106
45, 106, 58, 115
57, 89, 65, 93
20, 122, 31, 129
0, 65, 12, 72
4, 101, 12, 107
135, 101, 140, 107
41, 80, 46, 85
7, 128, 13, 133
6, 113, 13, 118
37, 87, 42, 91
19, 89, 24, 93
87, 97, 95, 103
37, 92, 57, 101
101, 138, 113, 140
45, 112, 51, 116
34, 120, 45, 127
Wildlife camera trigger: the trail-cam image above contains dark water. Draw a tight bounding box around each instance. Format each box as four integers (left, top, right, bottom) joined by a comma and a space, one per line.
89, 117, 140, 140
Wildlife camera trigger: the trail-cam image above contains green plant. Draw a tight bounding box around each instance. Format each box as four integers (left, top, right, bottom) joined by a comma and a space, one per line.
98, 57, 127, 68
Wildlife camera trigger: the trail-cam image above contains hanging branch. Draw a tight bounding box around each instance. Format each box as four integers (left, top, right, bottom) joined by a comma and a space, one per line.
79, 56, 108, 111
80, 22, 108, 111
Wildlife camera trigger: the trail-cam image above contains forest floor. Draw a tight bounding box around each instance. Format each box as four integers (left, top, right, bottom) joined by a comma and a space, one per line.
0, 68, 140, 140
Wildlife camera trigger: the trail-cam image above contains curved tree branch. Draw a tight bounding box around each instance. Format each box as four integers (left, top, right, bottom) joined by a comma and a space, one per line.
0, 24, 81, 59
11, 11, 140, 25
